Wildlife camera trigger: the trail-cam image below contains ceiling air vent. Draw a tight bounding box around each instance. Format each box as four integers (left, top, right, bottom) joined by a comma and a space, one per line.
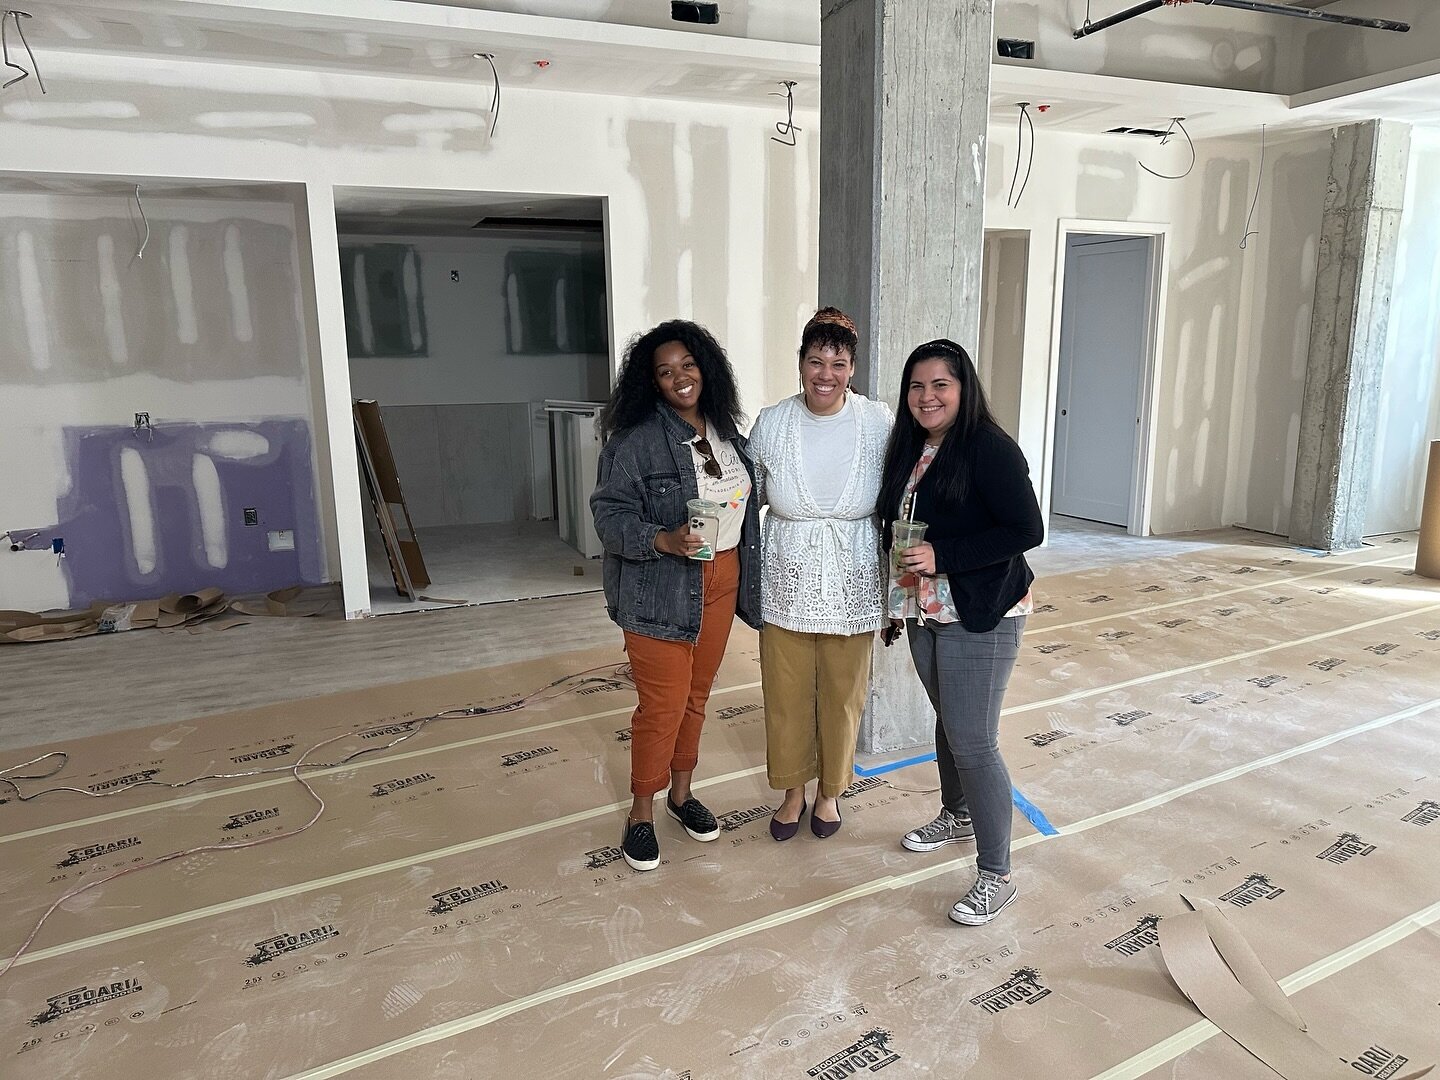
1105, 126, 1173, 138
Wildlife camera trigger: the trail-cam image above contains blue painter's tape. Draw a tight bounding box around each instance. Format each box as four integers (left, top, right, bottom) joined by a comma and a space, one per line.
853, 751, 936, 778
1011, 786, 1058, 836
854, 757, 1060, 837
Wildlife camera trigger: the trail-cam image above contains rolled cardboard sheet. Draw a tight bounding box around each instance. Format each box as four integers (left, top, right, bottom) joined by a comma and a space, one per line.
1419, 440, 1440, 579
156, 588, 228, 627
1159, 897, 1433, 1079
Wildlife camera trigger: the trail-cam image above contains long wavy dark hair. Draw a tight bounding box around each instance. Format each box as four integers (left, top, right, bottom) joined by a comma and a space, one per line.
878, 339, 1003, 534
599, 319, 745, 442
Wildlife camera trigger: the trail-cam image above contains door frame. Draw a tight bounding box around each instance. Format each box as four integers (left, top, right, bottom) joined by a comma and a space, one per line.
1042, 218, 1170, 537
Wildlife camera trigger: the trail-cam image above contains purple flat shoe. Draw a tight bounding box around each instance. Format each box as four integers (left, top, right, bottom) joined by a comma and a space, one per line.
810, 802, 842, 839
770, 798, 807, 841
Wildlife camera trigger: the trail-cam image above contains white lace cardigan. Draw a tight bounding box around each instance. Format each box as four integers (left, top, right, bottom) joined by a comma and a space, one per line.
748, 392, 893, 636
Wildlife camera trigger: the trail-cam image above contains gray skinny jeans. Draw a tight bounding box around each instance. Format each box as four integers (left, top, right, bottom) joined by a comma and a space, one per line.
907, 615, 1026, 877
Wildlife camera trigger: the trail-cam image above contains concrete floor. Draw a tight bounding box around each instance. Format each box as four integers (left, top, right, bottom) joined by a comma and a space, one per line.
0, 520, 1292, 752
6, 523, 1435, 1078
365, 519, 603, 614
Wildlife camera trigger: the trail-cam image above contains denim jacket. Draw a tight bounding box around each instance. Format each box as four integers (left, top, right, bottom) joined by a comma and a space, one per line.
590, 403, 762, 642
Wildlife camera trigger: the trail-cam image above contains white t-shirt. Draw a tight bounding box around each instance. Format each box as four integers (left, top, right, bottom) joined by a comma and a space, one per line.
691, 435, 752, 552
797, 396, 857, 513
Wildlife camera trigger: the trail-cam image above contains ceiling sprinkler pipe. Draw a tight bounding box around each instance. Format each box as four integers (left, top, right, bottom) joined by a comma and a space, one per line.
1074, 0, 1166, 39
1073, 0, 1408, 39
1207, 0, 1408, 32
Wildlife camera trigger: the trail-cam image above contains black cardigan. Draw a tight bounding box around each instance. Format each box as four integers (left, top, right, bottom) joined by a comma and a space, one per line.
894, 424, 1044, 633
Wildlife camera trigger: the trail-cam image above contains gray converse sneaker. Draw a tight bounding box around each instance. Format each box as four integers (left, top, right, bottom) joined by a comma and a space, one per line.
901, 808, 975, 852
949, 869, 1017, 925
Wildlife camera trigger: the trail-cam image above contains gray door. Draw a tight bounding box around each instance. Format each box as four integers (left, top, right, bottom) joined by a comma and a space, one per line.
1051, 234, 1153, 527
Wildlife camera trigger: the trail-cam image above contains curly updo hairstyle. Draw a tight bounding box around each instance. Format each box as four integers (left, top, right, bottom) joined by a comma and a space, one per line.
798, 306, 859, 364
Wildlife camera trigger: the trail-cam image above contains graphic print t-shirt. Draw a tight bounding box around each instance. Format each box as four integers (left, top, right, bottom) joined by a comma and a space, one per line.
692, 435, 752, 552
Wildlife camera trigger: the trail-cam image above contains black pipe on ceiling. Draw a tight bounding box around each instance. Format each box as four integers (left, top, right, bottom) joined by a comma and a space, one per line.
1073, 0, 1409, 40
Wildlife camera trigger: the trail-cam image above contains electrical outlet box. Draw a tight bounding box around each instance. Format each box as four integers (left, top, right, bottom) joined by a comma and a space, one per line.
134, 412, 150, 429
243, 507, 259, 527
267, 529, 295, 552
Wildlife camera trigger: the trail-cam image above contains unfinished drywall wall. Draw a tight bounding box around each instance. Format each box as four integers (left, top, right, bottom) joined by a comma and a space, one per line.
1366, 128, 1440, 536
343, 233, 609, 407
984, 124, 1280, 537
978, 232, 1028, 439
0, 189, 328, 613
0, 47, 819, 612
1232, 128, 1332, 537
343, 232, 610, 529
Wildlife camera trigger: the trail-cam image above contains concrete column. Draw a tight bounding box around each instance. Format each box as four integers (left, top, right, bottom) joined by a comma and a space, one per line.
297, 183, 371, 618
1290, 120, 1411, 551
820, 0, 995, 752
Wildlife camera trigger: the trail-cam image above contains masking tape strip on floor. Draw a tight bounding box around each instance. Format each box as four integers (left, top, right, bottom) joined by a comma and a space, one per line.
11, 591, 1437, 849
0, 685, 762, 847
12, 604, 1440, 969
1014, 599, 1440, 718
278, 698, 1440, 1079
1040, 552, 1410, 634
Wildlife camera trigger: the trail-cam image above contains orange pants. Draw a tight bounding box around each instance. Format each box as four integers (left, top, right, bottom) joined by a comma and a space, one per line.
623, 549, 740, 798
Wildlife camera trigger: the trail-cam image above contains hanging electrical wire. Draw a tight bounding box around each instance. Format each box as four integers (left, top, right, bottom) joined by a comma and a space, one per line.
133, 183, 150, 261
2, 9, 44, 93
474, 52, 500, 138
770, 80, 801, 146
0, 660, 635, 980
1239, 123, 1266, 250
1007, 102, 1036, 209
1139, 116, 1195, 180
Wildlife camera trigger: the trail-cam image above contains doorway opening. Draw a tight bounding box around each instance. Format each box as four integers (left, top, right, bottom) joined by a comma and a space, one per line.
1048, 228, 1164, 536
335, 191, 612, 613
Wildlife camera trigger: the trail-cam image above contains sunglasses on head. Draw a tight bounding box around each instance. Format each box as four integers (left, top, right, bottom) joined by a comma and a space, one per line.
694, 437, 723, 479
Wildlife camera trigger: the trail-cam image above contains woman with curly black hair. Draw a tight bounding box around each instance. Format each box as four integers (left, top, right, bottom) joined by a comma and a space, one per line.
590, 320, 762, 872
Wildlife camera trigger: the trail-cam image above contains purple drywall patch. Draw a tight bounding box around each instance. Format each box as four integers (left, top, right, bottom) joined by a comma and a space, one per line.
53, 421, 325, 608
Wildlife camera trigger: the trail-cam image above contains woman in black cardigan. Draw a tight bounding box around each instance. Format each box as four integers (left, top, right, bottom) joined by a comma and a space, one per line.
879, 338, 1043, 926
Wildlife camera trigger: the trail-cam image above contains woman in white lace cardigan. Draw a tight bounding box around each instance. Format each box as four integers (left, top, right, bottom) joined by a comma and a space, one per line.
749, 308, 893, 841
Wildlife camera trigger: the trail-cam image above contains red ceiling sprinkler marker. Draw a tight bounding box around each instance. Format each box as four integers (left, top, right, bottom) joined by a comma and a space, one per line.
534, 59, 550, 68
1037, 104, 1051, 112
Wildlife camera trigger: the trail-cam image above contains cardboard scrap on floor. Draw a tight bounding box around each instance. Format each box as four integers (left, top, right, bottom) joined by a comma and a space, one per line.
0, 585, 341, 644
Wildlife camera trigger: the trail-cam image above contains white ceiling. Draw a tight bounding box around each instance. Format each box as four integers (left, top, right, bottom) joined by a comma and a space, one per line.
405, 0, 818, 45
31, 0, 820, 108
18, 0, 1440, 136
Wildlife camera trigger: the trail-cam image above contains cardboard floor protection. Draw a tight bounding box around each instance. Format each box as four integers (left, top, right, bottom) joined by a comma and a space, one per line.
1, 536, 1438, 1079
